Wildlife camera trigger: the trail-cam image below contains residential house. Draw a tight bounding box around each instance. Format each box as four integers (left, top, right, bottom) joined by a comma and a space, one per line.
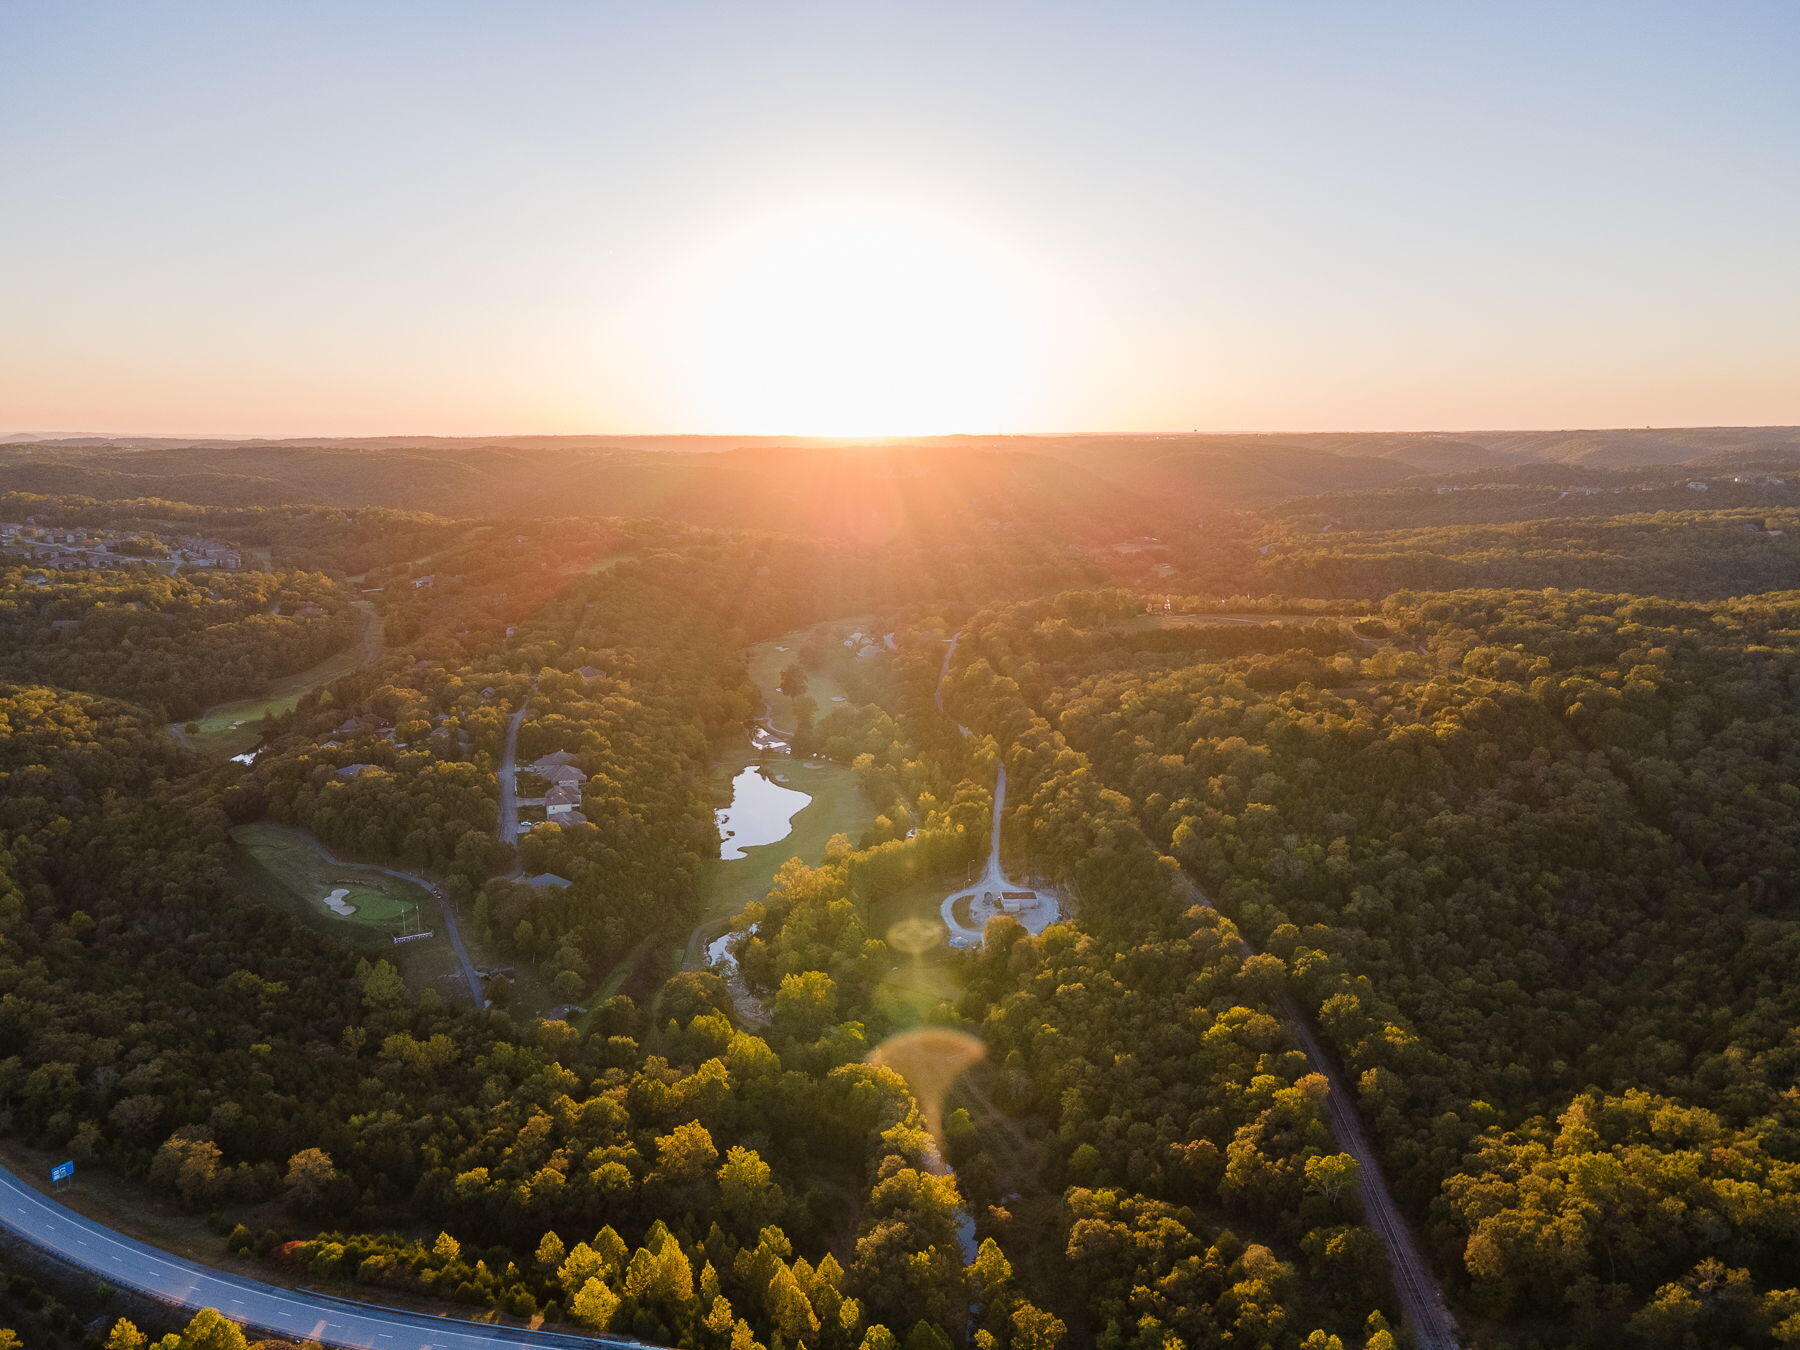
544, 783, 583, 815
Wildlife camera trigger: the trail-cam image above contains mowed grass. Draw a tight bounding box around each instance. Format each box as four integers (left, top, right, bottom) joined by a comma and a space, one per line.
744, 617, 876, 732
183, 602, 382, 757
700, 752, 879, 923
232, 820, 425, 932
703, 617, 885, 921
863, 876, 970, 1022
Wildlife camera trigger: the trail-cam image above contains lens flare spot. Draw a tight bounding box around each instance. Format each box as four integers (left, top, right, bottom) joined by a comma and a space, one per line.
868, 1026, 986, 1144
886, 915, 946, 956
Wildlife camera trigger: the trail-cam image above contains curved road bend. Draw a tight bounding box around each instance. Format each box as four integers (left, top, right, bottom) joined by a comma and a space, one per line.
937, 632, 1460, 1349
940, 763, 1037, 948
298, 835, 485, 1009
369, 860, 486, 1011
0, 1167, 638, 1350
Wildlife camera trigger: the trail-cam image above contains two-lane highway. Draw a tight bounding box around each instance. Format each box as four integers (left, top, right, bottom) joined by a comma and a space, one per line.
0, 1167, 638, 1350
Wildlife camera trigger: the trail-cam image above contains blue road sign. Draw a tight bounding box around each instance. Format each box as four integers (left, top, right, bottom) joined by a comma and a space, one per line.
50, 1161, 74, 1183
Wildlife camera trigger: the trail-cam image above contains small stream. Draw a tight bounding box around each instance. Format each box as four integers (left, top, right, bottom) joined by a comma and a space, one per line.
712, 714, 981, 1267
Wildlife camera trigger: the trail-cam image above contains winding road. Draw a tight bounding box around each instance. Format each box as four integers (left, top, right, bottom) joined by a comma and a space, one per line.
288, 834, 487, 1010
938, 762, 1061, 946
370, 859, 486, 1010
0, 1167, 635, 1350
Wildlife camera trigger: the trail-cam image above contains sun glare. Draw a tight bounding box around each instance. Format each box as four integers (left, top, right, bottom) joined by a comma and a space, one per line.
657, 203, 1067, 437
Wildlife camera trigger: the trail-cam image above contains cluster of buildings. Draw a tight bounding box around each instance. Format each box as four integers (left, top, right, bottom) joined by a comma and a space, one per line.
841, 630, 899, 661
0, 519, 242, 572
1429, 473, 1790, 500
517, 749, 589, 831
322, 709, 474, 759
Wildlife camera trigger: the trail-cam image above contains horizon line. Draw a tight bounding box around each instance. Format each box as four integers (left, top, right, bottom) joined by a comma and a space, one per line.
6, 421, 1799, 444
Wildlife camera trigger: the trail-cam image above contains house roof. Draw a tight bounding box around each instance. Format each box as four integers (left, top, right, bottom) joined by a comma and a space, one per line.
544, 782, 583, 806
532, 750, 579, 770
576, 665, 603, 680
526, 873, 572, 889
335, 763, 376, 777
541, 763, 587, 784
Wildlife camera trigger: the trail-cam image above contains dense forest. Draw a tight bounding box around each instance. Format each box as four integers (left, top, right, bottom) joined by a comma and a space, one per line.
951, 587, 1800, 1346
0, 567, 354, 719
1248, 509, 1800, 600
7, 457, 1800, 1349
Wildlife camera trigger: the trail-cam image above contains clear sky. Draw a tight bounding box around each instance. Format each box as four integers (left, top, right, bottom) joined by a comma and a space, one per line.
3, 1, 1797, 437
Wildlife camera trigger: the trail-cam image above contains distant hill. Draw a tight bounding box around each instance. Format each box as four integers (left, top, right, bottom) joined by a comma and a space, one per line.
0, 441, 1187, 541
5, 426, 1797, 531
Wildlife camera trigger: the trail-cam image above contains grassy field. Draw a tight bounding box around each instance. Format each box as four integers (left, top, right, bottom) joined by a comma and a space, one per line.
862, 875, 970, 1023
701, 752, 878, 921
232, 821, 425, 934
181, 601, 381, 757
744, 617, 875, 732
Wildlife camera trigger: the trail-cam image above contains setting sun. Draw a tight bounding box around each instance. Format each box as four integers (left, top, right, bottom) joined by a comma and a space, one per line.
655, 203, 1070, 437
6, 6, 1800, 1350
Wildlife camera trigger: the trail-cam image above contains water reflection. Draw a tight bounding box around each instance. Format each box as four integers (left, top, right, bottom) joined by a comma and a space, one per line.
716, 766, 811, 860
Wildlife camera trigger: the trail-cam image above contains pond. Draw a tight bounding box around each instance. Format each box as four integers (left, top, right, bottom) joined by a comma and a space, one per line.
716, 765, 812, 860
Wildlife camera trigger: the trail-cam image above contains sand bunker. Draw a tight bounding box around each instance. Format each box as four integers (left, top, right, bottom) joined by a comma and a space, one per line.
322, 887, 356, 916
